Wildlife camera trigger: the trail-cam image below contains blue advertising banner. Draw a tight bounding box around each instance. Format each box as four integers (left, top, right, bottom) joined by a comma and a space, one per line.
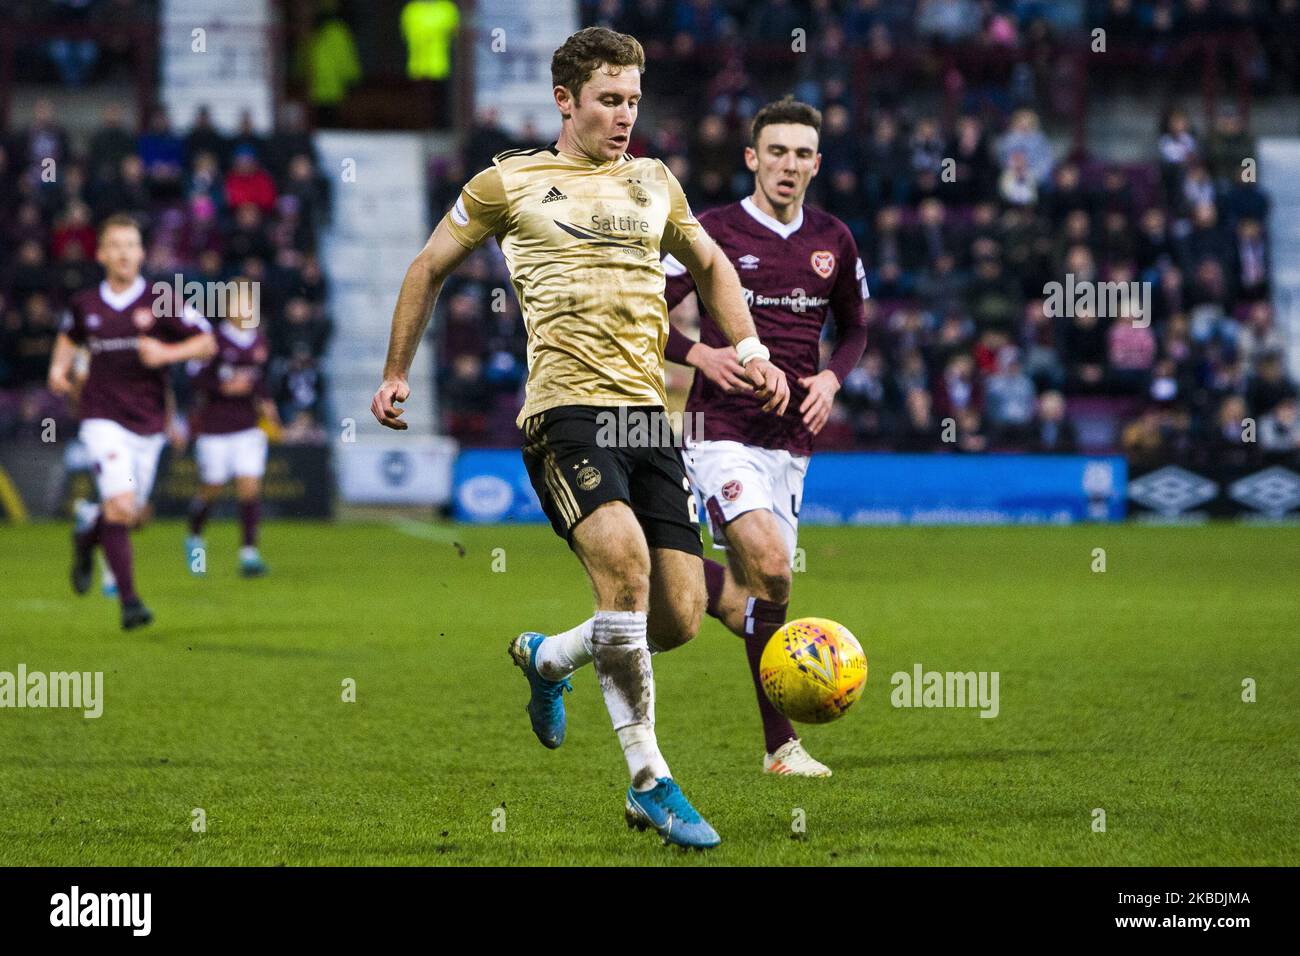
452, 449, 547, 524
451, 450, 1128, 525
799, 453, 1127, 525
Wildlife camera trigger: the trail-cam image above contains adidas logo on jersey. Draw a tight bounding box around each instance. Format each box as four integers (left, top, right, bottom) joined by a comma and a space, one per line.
541, 186, 567, 204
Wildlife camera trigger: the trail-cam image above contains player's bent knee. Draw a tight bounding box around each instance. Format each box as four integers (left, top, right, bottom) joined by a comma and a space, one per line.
652, 578, 706, 649
685, 577, 706, 636
103, 496, 137, 526
653, 601, 702, 650
753, 565, 792, 605
649, 624, 692, 651
593, 564, 650, 611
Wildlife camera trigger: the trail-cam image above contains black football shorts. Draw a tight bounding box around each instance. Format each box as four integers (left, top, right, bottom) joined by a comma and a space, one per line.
521, 404, 703, 556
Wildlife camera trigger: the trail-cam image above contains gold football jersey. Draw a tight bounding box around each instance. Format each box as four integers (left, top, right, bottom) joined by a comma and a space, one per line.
443, 144, 702, 426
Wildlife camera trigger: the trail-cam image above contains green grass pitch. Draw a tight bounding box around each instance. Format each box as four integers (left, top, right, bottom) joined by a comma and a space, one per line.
1, 519, 1296, 866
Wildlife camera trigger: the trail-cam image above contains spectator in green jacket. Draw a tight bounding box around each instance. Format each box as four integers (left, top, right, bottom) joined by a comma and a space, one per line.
302, 10, 361, 127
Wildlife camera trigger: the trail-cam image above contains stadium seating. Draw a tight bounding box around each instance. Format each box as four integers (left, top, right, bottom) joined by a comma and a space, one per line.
0, 97, 332, 442
425, 0, 1297, 458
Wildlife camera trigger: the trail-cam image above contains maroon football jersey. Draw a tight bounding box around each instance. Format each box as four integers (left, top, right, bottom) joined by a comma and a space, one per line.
61, 277, 213, 435
665, 198, 869, 455
189, 322, 270, 435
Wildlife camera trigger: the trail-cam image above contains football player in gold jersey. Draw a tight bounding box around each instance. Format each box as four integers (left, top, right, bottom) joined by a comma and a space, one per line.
371, 27, 787, 849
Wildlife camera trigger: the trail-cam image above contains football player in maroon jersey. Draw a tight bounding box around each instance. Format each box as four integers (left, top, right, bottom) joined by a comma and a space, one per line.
47, 215, 217, 629
663, 99, 870, 776
184, 281, 278, 578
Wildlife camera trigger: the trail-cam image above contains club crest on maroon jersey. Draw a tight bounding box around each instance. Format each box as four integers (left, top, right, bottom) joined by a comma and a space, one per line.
132, 307, 155, 331
811, 250, 835, 278
721, 479, 743, 501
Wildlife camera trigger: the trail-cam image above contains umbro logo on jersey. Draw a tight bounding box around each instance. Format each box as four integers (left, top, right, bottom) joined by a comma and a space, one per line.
738, 254, 760, 270
541, 186, 567, 204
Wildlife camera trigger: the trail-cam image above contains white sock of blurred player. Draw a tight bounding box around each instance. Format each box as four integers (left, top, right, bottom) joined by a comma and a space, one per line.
99, 554, 116, 594
590, 610, 669, 791
73, 501, 118, 596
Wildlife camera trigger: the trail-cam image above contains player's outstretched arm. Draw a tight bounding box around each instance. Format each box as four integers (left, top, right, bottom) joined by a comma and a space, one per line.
47, 333, 79, 396
138, 330, 217, 368
372, 218, 474, 430
663, 260, 750, 393
665, 319, 752, 394
670, 231, 789, 415
163, 382, 188, 451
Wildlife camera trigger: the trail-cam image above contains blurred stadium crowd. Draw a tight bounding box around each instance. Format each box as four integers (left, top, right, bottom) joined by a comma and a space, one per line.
2, 0, 1298, 465
427, 0, 1299, 461
0, 96, 333, 443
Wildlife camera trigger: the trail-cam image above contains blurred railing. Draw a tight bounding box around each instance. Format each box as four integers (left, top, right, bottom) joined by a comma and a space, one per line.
1087, 30, 1260, 124
0, 17, 1266, 150
0, 20, 159, 130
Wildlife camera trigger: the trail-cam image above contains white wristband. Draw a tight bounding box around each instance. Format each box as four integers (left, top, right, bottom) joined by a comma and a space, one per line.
735, 336, 770, 366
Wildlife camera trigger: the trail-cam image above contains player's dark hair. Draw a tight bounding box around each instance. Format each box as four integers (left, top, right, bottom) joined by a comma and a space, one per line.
751, 97, 823, 146
98, 213, 142, 241
551, 27, 645, 104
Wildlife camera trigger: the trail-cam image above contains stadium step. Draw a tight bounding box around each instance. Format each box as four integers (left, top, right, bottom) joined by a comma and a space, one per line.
317, 131, 436, 437
1259, 138, 1300, 384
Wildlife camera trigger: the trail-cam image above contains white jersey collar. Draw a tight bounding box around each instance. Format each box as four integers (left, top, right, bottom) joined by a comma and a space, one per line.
100, 276, 147, 312
741, 196, 804, 239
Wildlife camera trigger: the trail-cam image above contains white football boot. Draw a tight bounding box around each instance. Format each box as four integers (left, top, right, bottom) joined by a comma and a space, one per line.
763, 739, 832, 778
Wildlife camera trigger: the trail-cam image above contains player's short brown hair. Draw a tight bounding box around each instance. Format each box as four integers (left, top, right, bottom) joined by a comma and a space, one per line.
98, 213, 142, 242
751, 97, 823, 146
551, 27, 645, 103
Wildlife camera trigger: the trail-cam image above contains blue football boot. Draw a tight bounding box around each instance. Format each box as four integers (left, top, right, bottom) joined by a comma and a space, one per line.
508, 632, 572, 749
625, 777, 721, 849
239, 547, 268, 578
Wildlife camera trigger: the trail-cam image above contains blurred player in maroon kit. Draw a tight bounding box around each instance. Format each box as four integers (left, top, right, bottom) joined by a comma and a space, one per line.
184, 280, 278, 578
662, 99, 869, 776
47, 214, 217, 630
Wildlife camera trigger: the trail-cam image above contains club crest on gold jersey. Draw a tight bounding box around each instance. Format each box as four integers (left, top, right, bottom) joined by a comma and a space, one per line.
626, 178, 650, 207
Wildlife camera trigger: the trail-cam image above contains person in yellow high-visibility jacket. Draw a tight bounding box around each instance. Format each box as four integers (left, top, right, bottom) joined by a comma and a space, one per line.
299, 10, 362, 127
400, 0, 460, 81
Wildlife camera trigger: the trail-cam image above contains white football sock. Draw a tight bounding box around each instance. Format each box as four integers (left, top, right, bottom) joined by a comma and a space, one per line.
534, 617, 594, 681
591, 610, 670, 791
75, 500, 100, 534
618, 724, 669, 792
